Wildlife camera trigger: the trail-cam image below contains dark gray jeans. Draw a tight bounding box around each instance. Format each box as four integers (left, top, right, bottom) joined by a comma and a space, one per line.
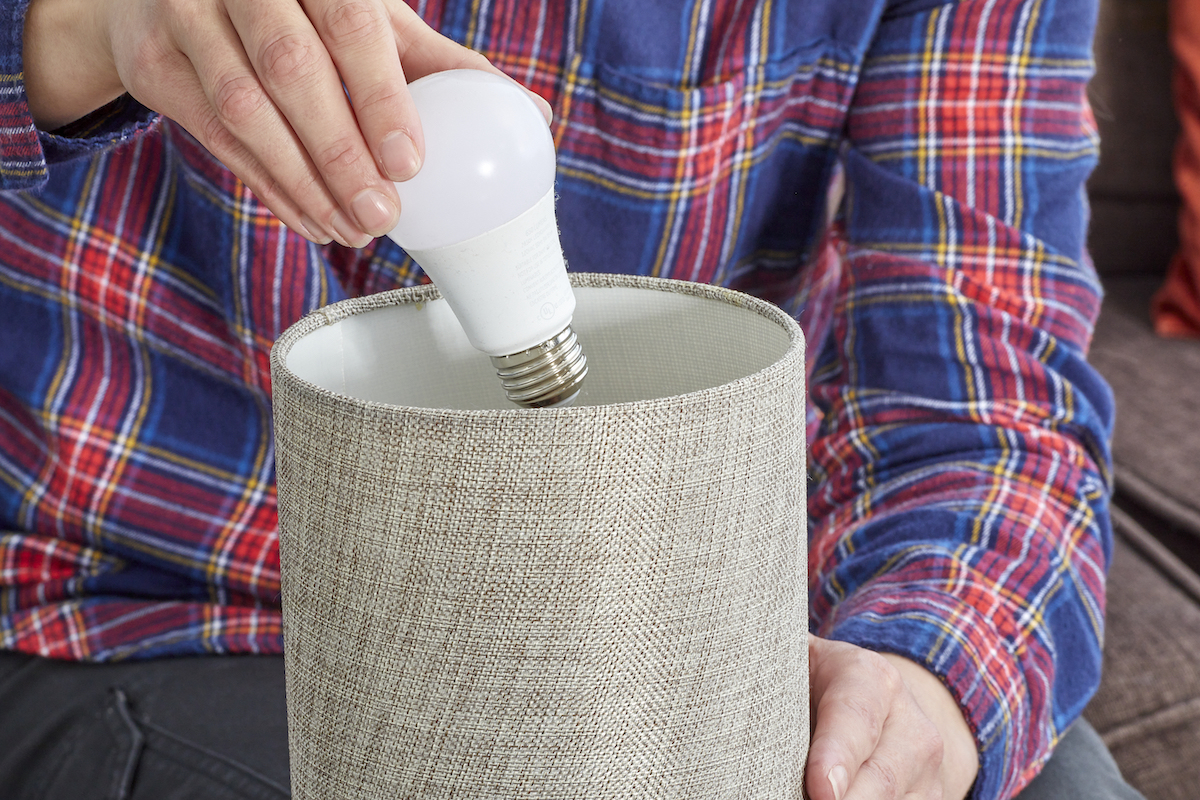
0, 650, 1145, 799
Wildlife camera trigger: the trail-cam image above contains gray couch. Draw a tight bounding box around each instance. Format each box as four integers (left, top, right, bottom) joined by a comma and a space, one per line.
1080, 1, 1200, 797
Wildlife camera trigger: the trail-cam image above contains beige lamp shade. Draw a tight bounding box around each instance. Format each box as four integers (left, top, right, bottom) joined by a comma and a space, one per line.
270, 273, 809, 799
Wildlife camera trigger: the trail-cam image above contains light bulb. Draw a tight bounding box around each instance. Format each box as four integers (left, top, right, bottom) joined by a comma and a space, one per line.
386, 70, 586, 408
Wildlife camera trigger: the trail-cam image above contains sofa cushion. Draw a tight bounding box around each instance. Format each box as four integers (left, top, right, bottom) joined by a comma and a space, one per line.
1085, 514, 1200, 800
1089, 277, 1200, 554
1084, 276, 1200, 799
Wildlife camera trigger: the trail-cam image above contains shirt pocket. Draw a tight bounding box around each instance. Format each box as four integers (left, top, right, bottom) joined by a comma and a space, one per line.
551, 48, 855, 286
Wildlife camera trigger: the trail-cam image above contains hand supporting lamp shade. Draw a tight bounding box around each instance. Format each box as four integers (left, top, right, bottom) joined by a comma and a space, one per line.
271, 274, 810, 799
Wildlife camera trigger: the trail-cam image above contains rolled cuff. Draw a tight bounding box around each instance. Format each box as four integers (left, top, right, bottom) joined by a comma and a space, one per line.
819, 578, 1095, 800
1, 0, 158, 192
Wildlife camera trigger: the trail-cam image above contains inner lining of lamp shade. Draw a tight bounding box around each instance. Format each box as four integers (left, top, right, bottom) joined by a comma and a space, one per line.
285, 285, 792, 410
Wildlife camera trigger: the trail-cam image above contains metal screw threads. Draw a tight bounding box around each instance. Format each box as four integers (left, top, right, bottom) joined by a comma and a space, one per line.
491, 325, 588, 408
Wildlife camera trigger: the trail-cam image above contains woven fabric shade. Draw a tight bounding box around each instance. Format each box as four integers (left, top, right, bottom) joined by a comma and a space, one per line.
270, 273, 809, 799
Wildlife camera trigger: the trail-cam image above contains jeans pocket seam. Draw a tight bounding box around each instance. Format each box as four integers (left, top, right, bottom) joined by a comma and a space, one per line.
102, 688, 146, 800
24, 689, 138, 800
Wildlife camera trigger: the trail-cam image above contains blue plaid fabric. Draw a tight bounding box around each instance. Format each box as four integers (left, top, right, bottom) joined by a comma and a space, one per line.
0, 1, 1110, 797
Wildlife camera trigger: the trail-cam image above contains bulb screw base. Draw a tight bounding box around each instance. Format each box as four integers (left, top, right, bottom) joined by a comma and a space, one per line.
491, 325, 588, 408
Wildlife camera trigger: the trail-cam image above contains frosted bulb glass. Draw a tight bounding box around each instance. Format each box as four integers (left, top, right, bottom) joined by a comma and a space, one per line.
386, 70, 585, 408
390, 70, 556, 251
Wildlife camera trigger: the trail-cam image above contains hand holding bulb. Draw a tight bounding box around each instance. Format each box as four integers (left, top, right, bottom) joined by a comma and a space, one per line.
21, 0, 550, 247
387, 70, 587, 408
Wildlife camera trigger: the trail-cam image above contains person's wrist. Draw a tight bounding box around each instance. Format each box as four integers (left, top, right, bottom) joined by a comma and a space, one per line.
880, 653, 980, 800
22, 0, 125, 130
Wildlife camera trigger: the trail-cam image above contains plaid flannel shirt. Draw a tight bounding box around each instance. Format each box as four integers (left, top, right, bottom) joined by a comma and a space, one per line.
0, 1, 1110, 798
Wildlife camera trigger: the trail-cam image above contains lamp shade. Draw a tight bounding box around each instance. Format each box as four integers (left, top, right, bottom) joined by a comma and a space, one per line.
270, 273, 809, 799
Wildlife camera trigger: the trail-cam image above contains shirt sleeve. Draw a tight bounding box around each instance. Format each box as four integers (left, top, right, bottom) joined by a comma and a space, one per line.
807, 1, 1111, 798
1, 0, 159, 192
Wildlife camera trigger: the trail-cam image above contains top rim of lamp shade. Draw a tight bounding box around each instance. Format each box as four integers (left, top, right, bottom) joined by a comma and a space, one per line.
270, 272, 805, 416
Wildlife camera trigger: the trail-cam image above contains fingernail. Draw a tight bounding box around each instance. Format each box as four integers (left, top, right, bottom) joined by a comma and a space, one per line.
381, 131, 421, 181
350, 189, 398, 237
530, 92, 553, 124
330, 210, 372, 249
299, 215, 333, 244
828, 765, 848, 800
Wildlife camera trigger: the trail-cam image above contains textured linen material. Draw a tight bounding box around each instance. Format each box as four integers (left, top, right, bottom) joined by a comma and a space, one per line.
270, 274, 809, 800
